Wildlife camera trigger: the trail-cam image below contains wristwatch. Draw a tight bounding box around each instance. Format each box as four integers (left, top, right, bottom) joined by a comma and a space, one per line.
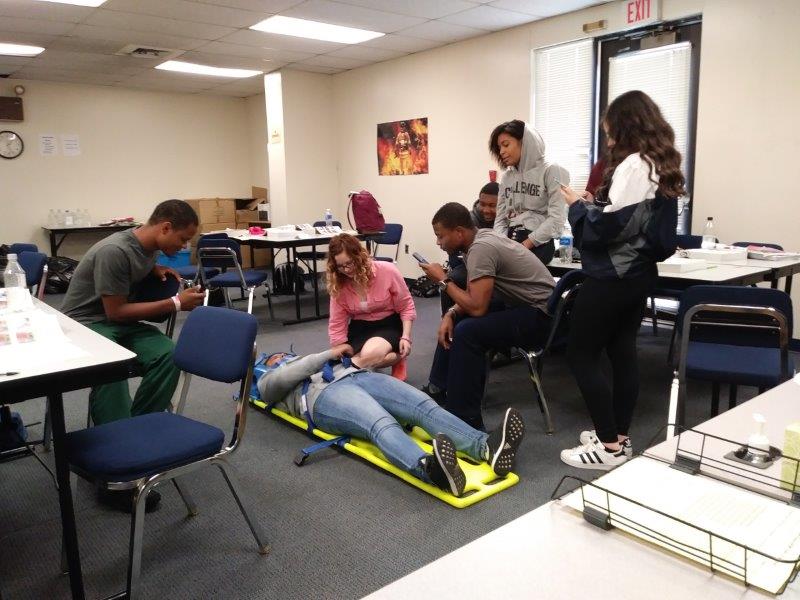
437, 277, 451, 292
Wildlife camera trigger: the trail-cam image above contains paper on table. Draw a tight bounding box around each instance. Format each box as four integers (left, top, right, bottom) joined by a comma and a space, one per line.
562, 458, 800, 593
0, 309, 89, 372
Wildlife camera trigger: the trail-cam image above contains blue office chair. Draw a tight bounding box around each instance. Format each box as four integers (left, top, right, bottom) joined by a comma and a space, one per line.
64, 307, 269, 599
198, 238, 274, 319
9, 242, 38, 255
296, 220, 342, 265
671, 285, 793, 429
17, 251, 48, 299
514, 270, 586, 434
373, 223, 403, 262
174, 234, 225, 283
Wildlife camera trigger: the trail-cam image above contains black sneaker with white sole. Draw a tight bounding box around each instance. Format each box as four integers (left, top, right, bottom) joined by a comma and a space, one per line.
426, 433, 467, 497
485, 408, 525, 476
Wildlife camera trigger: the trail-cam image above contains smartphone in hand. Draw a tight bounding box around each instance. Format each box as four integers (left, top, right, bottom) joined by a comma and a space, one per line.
412, 252, 429, 264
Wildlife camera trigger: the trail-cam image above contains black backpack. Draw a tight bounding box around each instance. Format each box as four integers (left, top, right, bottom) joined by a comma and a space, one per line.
44, 256, 79, 294
273, 262, 306, 295
409, 275, 439, 298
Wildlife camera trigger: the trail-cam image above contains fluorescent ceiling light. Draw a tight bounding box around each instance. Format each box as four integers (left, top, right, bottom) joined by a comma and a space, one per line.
32, 0, 108, 6
156, 60, 262, 78
250, 15, 384, 44
0, 43, 45, 57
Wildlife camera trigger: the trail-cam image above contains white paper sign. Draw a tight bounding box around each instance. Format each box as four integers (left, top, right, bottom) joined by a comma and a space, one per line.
39, 134, 58, 156
61, 134, 81, 156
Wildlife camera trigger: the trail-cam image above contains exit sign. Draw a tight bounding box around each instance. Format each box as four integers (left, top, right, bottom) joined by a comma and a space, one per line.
622, 0, 661, 29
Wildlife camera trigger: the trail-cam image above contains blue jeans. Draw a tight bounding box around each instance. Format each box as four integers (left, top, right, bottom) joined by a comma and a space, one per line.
312, 371, 489, 482
429, 304, 550, 429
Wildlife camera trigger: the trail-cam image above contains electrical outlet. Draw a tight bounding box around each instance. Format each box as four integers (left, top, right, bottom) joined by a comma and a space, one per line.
404, 244, 409, 254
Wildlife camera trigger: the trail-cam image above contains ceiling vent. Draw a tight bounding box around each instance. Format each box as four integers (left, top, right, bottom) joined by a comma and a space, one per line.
115, 44, 183, 60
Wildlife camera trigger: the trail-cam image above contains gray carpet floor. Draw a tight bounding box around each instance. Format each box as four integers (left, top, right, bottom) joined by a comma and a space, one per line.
0, 289, 759, 599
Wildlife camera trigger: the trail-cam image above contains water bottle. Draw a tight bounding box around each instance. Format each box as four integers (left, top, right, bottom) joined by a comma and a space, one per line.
559, 225, 573, 264
324, 208, 333, 228
702, 217, 715, 249
3, 254, 30, 311
64, 209, 75, 227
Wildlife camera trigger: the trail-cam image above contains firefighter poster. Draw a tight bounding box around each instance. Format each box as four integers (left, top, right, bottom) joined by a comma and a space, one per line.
377, 118, 428, 176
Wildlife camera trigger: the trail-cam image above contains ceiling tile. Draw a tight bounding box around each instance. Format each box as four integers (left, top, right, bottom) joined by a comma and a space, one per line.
127, 70, 226, 88
12, 68, 129, 85
0, 0, 93, 23
180, 50, 283, 71
282, 0, 427, 33
299, 54, 371, 69
333, 0, 480, 20
0, 16, 77, 36
0, 56, 34, 67
487, 0, 598, 17
359, 33, 440, 53
0, 31, 58, 48
102, 0, 270, 29
192, 0, 304, 11
286, 64, 342, 75
440, 5, 537, 30
326, 45, 406, 62
206, 76, 265, 96
196, 40, 315, 62
28, 50, 154, 74
395, 20, 487, 43
84, 9, 237, 41
70, 24, 209, 51
218, 29, 342, 54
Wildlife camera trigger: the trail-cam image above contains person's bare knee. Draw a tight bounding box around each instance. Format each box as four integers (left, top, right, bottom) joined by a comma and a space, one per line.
355, 338, 392, 368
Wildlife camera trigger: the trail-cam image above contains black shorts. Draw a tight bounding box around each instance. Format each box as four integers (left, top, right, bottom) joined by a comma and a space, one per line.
347, 313, 402, 354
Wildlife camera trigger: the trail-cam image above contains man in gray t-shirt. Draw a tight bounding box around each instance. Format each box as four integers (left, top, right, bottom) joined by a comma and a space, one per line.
420, 202, 555, 431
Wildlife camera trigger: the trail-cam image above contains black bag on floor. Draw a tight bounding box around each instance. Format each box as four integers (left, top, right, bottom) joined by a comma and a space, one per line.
409, 275, 439, 298
273, 263, 306, 295
0, 406, 28, 451
206, 288, 226, 307
44, 256, 79, 294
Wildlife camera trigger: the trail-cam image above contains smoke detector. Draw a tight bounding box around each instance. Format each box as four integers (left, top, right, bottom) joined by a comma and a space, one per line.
116, 44, 184, 60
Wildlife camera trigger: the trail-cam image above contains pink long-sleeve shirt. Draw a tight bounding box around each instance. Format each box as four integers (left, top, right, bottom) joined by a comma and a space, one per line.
328, 260, 417, 345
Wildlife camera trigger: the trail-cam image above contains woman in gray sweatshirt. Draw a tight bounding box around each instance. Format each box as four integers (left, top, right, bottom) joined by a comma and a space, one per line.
257, 344, 525, 497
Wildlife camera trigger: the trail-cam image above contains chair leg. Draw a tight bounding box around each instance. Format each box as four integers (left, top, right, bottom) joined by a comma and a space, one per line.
666, 326, 679, 366
728, 384, 738, 410
126, 483, 151, 600
42, 399, 52, 452
215, 459, 270, 555
223, 288, 233, 310
710, 381, 720, 417
246, 287, 254, 315
522, 351, 554, 435
650, 296, 658, 336
265, 287, 274, 320
172, 477, 198, 517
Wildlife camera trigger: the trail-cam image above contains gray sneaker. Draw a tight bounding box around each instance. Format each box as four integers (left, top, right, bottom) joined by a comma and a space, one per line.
427, 434, 466, 497
486, 408, 525, 476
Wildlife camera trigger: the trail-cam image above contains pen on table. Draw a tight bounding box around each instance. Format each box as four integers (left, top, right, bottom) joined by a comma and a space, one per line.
0, 372, 20, 377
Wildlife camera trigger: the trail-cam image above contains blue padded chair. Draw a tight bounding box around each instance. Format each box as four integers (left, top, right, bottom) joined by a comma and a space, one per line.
174, 233, 225, 283
17, 251, 48, 299
64, 307, 269, 599
671, 285, 793, 430
9, 242, 38, 255
514, 270, 586, 434
372, 223, 403, 262
198, 237, 273, 319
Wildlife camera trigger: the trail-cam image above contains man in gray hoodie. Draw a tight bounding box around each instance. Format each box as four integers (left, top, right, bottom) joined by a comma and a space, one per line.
256, 344, 525, 497
490, 120, 569, 265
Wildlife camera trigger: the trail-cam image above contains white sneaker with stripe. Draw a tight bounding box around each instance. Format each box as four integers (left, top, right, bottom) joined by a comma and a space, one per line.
560, 439, 628, 471
578, 430, 633, 458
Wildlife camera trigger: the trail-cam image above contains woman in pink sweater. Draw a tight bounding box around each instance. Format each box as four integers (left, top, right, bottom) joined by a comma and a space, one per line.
326, 234, 416, 378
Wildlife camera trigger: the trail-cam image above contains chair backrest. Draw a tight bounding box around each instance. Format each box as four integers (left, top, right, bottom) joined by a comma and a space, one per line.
676, 234, 703, 249
197, 237, 242, 269
17, 251, 48, 298
174, 306, 257, 383
676, 285, 793, 348
132, 273, 181, 329
532, 270, 586, 354
9, 243, 38, 255
732, 241, 784, 251
373, 223, 403, 261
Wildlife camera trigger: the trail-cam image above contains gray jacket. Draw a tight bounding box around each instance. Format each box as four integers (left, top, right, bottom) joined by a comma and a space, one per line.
256, 350, 362, 418
494, 125, 569, 245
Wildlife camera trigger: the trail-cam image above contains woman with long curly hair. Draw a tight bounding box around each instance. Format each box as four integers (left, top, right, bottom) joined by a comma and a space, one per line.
558, 90, 685, 471
326, 233, 416, 379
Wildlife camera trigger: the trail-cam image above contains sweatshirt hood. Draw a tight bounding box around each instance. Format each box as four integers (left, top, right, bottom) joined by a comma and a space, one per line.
518, 125, 545, 173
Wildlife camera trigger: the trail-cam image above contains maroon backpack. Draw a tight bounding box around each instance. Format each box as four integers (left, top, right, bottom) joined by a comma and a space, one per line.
347, 190, 385, 233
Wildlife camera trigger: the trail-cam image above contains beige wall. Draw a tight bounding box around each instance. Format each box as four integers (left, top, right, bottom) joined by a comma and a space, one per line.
0, 79, 255, 257
246, 93, 269, 189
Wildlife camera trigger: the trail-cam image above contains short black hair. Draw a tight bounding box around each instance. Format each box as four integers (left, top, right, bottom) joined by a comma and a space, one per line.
148, 199, 199, 230
432, 202, 474, 230
488, 119, 525, 165
480, 181, 499, 196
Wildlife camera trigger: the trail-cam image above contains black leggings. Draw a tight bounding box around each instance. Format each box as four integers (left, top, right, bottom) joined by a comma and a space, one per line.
566, 271, 655, 444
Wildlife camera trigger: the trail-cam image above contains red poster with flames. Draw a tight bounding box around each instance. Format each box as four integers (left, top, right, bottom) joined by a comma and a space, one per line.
377, 118, 428, 176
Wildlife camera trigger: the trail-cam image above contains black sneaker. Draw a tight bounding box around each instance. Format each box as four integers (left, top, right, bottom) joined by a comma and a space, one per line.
426, 434, 467, 497
486, 408, 525, 476
97, 487, 162, 513
420, 383, 446, 406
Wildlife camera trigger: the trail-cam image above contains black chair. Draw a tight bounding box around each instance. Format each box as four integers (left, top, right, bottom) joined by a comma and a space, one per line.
296, 220, 341, 272
373, 223, 403, 262
64, 307, 269, 599
515, 269, 586, 434
669, 285, 793, 433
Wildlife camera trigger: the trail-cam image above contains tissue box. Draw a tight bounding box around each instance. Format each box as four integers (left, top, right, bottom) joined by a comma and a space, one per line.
659, 256, 708, 273
686, 247, 747, 263
781, 422, 800, 492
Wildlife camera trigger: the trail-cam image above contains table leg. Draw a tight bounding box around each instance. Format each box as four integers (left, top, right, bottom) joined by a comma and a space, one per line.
786, 275, 793, 296
312, 243, 321, 317
293, 247, 301, 322
48, 392, 85, 600
49, 231, 58, 257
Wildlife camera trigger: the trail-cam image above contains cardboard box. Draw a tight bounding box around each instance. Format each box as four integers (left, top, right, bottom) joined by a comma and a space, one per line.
240, 245, 272, 268
252, 186, 268, 200
186, 198, 235, 224
236, 209, 259, 224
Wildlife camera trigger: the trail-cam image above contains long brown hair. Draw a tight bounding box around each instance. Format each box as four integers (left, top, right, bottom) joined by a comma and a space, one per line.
326, 233, 373, 297
600, 90, 685, 199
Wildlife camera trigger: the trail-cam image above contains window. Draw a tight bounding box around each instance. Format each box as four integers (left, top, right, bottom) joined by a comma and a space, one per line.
532, 39, 594, 192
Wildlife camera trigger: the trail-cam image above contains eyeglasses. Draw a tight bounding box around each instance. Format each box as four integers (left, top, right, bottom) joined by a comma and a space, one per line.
336, 260, 355, 272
